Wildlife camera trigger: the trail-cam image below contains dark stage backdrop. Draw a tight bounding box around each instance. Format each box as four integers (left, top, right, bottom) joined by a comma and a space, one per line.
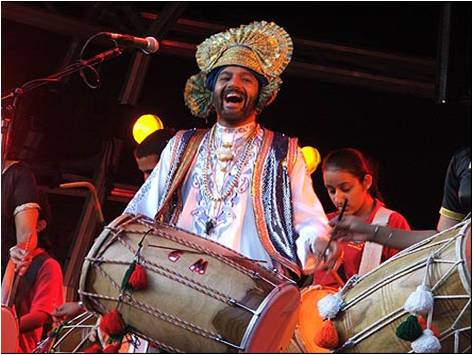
2, 3, 471, 262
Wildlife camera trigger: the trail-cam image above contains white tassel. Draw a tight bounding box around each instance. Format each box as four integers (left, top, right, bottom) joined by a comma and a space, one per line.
317, 292, 343, 320
404, 285, 434, 315
411, 329, 441, 353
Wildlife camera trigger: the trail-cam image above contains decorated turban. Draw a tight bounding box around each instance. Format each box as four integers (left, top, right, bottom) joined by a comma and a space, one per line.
184, 21, 294, 118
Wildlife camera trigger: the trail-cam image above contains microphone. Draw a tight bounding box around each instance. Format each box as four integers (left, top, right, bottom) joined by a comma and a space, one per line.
105, 33, 159, 54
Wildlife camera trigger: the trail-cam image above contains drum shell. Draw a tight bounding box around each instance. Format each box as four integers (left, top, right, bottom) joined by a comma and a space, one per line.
79, 215, 300, 353
1, 305, 19, 353
289, 285, 337, 353
334, 222, 471, 353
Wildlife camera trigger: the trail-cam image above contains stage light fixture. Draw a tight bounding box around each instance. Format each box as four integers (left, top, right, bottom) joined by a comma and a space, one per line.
132, 114, 164, 144
301, 146, 321, 175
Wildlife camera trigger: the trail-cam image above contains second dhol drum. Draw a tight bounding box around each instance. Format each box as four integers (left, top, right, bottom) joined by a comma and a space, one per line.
79, 214, 300, 353
302, 219, 471, 353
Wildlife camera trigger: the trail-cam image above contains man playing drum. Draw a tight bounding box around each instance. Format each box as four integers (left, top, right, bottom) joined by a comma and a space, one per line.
124, 20, 332, 279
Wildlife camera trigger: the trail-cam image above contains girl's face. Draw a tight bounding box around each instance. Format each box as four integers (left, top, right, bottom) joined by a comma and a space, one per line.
323, 168, 373, 217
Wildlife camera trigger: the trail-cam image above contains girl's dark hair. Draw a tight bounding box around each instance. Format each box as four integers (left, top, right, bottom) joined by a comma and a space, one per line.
322, 148, 383, 201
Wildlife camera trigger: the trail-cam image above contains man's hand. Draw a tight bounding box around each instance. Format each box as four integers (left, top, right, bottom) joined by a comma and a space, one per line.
311, 235, 341, 271
9, 246, 32, 276
52, 302, 85, 322
329, 215, 374, 243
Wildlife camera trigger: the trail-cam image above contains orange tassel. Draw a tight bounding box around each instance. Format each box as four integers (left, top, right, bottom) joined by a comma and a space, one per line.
84, 343, 102, 353
128, 264, 147, 290
417, 315, 440, 337
103, 343, 122, 353
314, 319, 339, 349
99, 309, 126, 337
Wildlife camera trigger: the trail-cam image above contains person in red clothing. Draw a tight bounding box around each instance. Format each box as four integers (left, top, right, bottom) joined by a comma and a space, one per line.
313, 148, 410, 288
12, 193, 65, 353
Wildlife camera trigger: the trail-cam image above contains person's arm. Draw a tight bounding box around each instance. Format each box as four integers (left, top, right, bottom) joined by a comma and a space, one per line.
331, 215, 436, 250
19, 310, 50, 333
52, 302, 85, 322
290, 148, 333, 274
437, 214, 460, 232
12, 208, 39, 275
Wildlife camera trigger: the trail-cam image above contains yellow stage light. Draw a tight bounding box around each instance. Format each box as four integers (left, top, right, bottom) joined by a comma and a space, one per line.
301, 146, 321, 175
132, 114, 164, 144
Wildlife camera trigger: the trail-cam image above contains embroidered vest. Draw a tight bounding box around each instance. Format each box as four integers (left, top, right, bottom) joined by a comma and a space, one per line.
155, 127, 302, 277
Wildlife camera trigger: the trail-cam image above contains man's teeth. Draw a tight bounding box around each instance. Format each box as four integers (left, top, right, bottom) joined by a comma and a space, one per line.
225, 93, 243, 103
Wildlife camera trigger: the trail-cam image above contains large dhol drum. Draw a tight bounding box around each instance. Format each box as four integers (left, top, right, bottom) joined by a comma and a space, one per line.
326, 219, 471, 353
79, 214, 300, 353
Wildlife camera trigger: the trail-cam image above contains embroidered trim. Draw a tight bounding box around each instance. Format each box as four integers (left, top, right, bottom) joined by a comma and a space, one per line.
155, 130, 207, 223
439, 207, 465, 221
13, 202, 40, 217
286, 137, 299, 175
252, 129, 300, 277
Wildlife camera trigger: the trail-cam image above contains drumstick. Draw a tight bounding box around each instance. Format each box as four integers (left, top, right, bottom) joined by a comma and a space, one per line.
321, 199, 348, 261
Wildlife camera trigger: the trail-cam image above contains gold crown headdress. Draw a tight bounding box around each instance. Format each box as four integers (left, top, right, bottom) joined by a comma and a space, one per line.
184, 21, 293, 118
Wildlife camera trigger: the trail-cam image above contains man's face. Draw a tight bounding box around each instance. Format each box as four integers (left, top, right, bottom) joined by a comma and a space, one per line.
211, 66, 260, 127
136, 154, 159, 180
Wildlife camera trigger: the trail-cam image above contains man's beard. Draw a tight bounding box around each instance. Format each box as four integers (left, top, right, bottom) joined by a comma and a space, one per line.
212, 90, 258, 123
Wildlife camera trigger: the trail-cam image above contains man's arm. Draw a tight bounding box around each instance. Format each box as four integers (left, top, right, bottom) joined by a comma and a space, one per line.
19, 310, 50, 333
290, 148, 332, 274
330, 215, 436, 249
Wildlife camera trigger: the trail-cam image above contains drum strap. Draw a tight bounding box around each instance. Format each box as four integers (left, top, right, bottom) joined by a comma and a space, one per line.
15, 251, 50, 315
358, 206, 393, 276
155, 129, 207, 223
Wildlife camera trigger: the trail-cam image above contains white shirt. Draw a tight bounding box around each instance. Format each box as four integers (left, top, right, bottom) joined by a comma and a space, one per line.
124, 122, 330, 273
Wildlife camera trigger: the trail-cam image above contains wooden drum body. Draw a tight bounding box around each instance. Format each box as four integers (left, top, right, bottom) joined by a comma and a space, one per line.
79, 215, 300, 353
1, 305, 19, 353
333, 220, 471, 353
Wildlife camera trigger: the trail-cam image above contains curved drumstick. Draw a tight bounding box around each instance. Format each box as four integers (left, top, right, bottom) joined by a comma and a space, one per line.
321, 199, 348, 260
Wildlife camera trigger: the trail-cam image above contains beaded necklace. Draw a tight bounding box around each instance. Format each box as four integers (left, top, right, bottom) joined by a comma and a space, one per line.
202, 124, 257, 234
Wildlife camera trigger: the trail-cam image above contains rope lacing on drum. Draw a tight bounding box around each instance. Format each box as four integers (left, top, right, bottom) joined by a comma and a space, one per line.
81, 235, 245, 351
336, 223, 471, 353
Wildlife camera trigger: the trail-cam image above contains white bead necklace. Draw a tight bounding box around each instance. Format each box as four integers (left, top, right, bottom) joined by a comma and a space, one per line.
202, 125, 256, 203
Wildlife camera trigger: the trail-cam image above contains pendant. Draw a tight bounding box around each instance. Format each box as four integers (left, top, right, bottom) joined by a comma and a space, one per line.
205, 219, 215, 235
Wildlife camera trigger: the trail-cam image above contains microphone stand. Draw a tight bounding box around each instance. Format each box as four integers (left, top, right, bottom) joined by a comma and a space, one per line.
1, 46, 124, 167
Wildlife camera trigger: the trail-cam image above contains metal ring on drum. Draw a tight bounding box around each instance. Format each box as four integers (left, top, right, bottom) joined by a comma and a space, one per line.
78, 214, 301, 353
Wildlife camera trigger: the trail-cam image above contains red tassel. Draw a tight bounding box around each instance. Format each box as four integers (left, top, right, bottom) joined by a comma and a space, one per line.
103, 343, 122, 353
314, 319, 339, 349
128, 263, 148, 290
99, 309, 126, 337
84, 343, 102, 353
417, 315, 440, 337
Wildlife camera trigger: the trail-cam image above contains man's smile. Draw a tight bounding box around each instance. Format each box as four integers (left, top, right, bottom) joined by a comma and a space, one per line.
222, 89, 245, 110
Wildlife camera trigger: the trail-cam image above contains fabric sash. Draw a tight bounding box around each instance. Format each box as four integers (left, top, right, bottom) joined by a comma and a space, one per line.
358, 206, 393, 276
